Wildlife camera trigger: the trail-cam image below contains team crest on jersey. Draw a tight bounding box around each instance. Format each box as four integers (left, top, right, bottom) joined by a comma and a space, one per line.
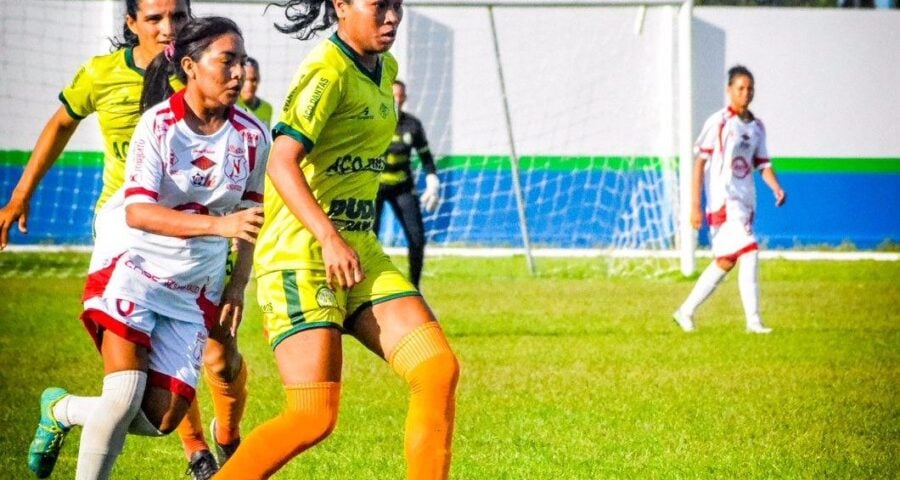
316, 286, 337, 308
732, 156, 751, 179
224, 152, 249, 189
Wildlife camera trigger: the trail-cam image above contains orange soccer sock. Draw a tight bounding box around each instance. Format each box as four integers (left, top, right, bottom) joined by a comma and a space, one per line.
205, 358, 248, 446
389, 322, 460, 480
175, 399, 209, 457
214, 382, 340, 480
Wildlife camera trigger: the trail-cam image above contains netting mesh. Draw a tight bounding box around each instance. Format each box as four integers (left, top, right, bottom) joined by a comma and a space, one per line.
1, 1, 684, 277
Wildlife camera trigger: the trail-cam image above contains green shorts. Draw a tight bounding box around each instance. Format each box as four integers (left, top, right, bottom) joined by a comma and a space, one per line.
256, 235, 419, 349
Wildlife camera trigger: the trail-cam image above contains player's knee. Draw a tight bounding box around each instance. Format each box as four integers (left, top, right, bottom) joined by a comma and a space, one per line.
281, 403, 339, 451
203, 345, 242, 381
409, 352, 460, 395
716, 257, 736, 271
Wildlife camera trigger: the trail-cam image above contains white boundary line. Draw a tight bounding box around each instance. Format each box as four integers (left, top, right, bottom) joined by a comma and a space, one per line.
5, 245, 897, 262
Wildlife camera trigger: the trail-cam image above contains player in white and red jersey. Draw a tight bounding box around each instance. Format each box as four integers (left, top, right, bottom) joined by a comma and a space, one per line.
27, 18, 267, 479
673, 65, 786, 334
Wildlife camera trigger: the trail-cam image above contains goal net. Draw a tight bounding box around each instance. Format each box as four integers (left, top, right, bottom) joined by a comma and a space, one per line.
0, 0, 694, 277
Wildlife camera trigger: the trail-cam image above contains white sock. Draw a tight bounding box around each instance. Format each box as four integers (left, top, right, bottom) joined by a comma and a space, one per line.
75, 370, 146, 480
739, 250, 762, 326
679, 262, 728, 316
53, 395, 101, 429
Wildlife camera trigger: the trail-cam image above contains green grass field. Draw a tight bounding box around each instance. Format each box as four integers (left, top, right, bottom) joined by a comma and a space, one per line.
1, 253, 897, 479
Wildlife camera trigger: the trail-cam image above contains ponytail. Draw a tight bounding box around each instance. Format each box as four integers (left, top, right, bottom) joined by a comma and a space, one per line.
140, 48, 177, 113
268, 0, 338, 41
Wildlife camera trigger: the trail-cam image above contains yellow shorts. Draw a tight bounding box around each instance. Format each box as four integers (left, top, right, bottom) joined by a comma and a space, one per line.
256, 235, 419, 349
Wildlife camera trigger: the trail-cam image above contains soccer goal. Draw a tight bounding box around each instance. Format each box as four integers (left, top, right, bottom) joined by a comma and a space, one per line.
388, 0, 696, 276
0, 0, 696, 277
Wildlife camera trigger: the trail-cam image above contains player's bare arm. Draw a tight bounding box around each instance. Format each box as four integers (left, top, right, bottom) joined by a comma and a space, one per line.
267, 135, 364, 290
691, 156, 707, 229
0, 107, 81, 249
761, 167, 786, 207
125, 203, 264, 243
219, 238, 255, 337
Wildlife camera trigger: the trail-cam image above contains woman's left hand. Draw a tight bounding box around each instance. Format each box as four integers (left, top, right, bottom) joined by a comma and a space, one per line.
218, 281, 246, 337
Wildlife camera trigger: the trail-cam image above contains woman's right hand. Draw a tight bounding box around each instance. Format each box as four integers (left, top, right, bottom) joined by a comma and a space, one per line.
690, 206, 704, 230
321, 232, 364, 289
217, 207, 264, 243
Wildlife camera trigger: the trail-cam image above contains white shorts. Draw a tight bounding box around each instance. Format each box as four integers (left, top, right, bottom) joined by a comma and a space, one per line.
81, 296, 208, 403
710, 218, 758, 261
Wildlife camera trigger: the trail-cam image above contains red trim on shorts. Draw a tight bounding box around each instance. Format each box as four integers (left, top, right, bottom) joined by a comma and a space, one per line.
706, 205, 727, 227
149, 370, 196, 403
754, 157, 771, 168
716, 242, 759, 263
80, 308, 151, 351
82, 253, 124, 302
125, 187, 159, 201
196, 286, 219, 331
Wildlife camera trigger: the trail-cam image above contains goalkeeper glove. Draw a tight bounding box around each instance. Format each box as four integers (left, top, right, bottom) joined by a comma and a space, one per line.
420, 173, 441, 212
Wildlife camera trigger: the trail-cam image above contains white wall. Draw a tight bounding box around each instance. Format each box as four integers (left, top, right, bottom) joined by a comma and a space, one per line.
1, 1, 897, 159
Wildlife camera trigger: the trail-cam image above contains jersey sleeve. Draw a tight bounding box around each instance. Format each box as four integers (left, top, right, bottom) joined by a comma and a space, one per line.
123, 114, 164, 206
240, 131, 270, 209
412, 118, 437, 175
59, 61, 96, 120
693, 114, 719, 161
753, 121, 771, 170
272, 63, 342, 154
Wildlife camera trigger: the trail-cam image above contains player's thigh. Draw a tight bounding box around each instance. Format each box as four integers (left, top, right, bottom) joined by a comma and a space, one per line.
273, 327, 344, 384
345, 242, 431, 359
257, 268, 348, 384
351, 296, 437, 360
142, 315, 208, 429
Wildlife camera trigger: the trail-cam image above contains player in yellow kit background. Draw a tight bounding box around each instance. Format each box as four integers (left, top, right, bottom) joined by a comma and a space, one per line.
215, 0, 460, 479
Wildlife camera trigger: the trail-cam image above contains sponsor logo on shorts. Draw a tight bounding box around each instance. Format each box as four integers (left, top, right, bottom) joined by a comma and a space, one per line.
316, 286, 337, 308
261, 302, 273, 313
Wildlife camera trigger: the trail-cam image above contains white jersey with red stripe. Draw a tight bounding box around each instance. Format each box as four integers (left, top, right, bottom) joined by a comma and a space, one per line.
85, 90, 269, 325
695, 106, 771, 225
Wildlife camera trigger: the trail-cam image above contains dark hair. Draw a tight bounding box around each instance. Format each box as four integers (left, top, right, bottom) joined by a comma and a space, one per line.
110, 0, 193, 50
268, 0, 339, 41
727, 65, 754, 86
393, 79, 406, 90
244, 57, 260, 70
140, 16, 243, 112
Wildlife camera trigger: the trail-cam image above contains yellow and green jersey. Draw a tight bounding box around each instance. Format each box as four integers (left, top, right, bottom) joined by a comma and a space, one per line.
237, 97, 274, 128
255, 33, 399, 275
60, 48, 182, 210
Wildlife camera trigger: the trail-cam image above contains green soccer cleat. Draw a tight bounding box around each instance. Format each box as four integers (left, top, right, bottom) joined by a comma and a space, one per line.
27, 387, 71, 478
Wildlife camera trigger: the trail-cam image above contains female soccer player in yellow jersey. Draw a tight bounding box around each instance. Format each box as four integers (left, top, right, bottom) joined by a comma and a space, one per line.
216, 1, 460, 479
1, 2, 250, 478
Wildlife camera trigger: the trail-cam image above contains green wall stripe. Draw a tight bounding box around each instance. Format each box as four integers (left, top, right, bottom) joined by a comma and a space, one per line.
1, 150, 897, 173
0, 150, 103, 167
